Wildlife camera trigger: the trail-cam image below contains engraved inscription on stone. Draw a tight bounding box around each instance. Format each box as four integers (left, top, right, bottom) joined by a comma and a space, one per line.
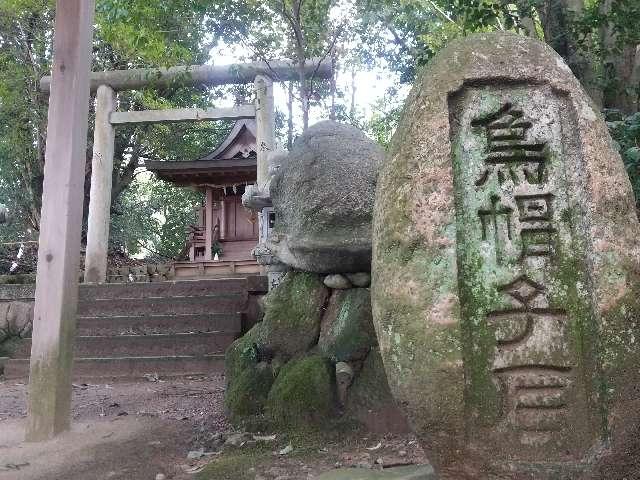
473, 102, 557, 263
472, 102, 547, 186
488, 276, 574, 446
461, 95, 576, 450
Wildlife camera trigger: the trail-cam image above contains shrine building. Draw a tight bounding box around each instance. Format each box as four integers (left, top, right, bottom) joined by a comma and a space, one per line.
145, 119, 261, 277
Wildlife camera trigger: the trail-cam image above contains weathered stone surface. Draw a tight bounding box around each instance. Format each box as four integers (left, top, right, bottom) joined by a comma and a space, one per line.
265, 354, 335, 427
0, 301, 34, 341
344, 348, 409, 434
260, 271, 328, 358
319, 289, 376, 362
346, 272, 371, 287
324, 274, 352, 290
269, 120, 384, 273
316, 464, 436, 480
372, 32, 640, 477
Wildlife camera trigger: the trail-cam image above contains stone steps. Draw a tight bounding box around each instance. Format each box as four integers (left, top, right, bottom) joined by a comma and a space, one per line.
77, 294, 246, 317
13, 331, 238, 358
2, 276, 267, 381
78, 277, 247, 300
75, 313, 241, 336
4, 354, 225, 380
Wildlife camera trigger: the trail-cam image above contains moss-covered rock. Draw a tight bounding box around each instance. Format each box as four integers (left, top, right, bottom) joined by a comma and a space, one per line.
259, 271, 328, 358
265, 355, 335, 427
225, 322, 267, 389
318, 289, 376, 363
225, 362, 275, 421
372, 31, 640, 476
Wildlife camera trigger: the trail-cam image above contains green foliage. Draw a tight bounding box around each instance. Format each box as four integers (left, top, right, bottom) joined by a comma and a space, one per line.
365, 87, 404, 148
606, 110, 640, 206
111, 176, 203, 259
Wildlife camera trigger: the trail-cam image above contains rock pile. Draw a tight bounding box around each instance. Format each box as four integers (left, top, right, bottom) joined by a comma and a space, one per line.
224, 271, 403, 432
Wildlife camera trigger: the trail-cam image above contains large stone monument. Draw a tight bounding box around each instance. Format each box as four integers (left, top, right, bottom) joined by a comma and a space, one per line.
372, 32, 640, 478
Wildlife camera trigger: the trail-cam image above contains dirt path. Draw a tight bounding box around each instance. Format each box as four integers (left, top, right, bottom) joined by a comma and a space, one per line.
0, 375, 428, 480
0, 375, 230, 480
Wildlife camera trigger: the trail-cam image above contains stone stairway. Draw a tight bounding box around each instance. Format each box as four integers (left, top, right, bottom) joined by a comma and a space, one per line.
3, 276, 266, 381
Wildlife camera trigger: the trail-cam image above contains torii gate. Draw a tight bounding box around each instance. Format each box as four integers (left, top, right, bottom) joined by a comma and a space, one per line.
28, 0, 331, 441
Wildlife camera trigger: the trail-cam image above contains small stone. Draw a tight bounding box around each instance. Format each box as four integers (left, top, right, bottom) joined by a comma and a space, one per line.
187, 449, 205, 459
224, 432, 251, 448
323, 274, 352, 289
345, 272, 371, 288
155, 474, 166, 480
398, 450, 407, 457
336, 362, 355, 407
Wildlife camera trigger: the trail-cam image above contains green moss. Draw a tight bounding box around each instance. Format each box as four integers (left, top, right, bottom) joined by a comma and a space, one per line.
260, 271, 328, 357
225, 363, 275, 422
319, 289, 376, 362
195, 446, 272, 480
224, 322, 266, 389
0, 336, 23, 358
265, 355, 335, 428
456, 247, 502, 425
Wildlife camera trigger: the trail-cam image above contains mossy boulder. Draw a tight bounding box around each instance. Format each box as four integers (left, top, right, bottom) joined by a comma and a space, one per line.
225, 362, 275, 421
318, 289, 376, 362
225, 322, 267, 388
372, 31, 640, 476
265, 355, 335, 427
259, 271, 328, 358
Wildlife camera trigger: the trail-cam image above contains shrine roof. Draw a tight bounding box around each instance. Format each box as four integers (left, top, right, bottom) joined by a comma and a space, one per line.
145, 119, 258, 186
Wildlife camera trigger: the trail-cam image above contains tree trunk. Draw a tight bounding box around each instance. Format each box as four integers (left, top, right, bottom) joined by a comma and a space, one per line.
287, 81, 294, 149
537, 0, 603, 107
350, 67, 357, 121
330, 53, 337, 120
601, 0, 640, 113
298, 57, 309, 130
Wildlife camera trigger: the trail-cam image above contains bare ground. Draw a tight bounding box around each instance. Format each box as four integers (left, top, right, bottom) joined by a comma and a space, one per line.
0, 375, 427, 480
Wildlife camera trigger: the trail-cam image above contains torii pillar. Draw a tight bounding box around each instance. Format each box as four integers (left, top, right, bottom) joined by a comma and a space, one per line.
27, 0, 95, 441
84, 85, 116, 283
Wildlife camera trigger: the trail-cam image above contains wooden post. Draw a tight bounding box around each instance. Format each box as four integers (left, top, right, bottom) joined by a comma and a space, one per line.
84, 85, 116, 283
254, 75, 275, 187
27, 0, 95, 441
220, 194, 227, 241
204, 188, 214, 261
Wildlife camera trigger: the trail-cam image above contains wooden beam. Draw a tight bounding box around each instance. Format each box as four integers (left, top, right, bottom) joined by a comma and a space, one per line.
40, 57, 333, 93
27, 0, 95, 442
109, 105, 255, 125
